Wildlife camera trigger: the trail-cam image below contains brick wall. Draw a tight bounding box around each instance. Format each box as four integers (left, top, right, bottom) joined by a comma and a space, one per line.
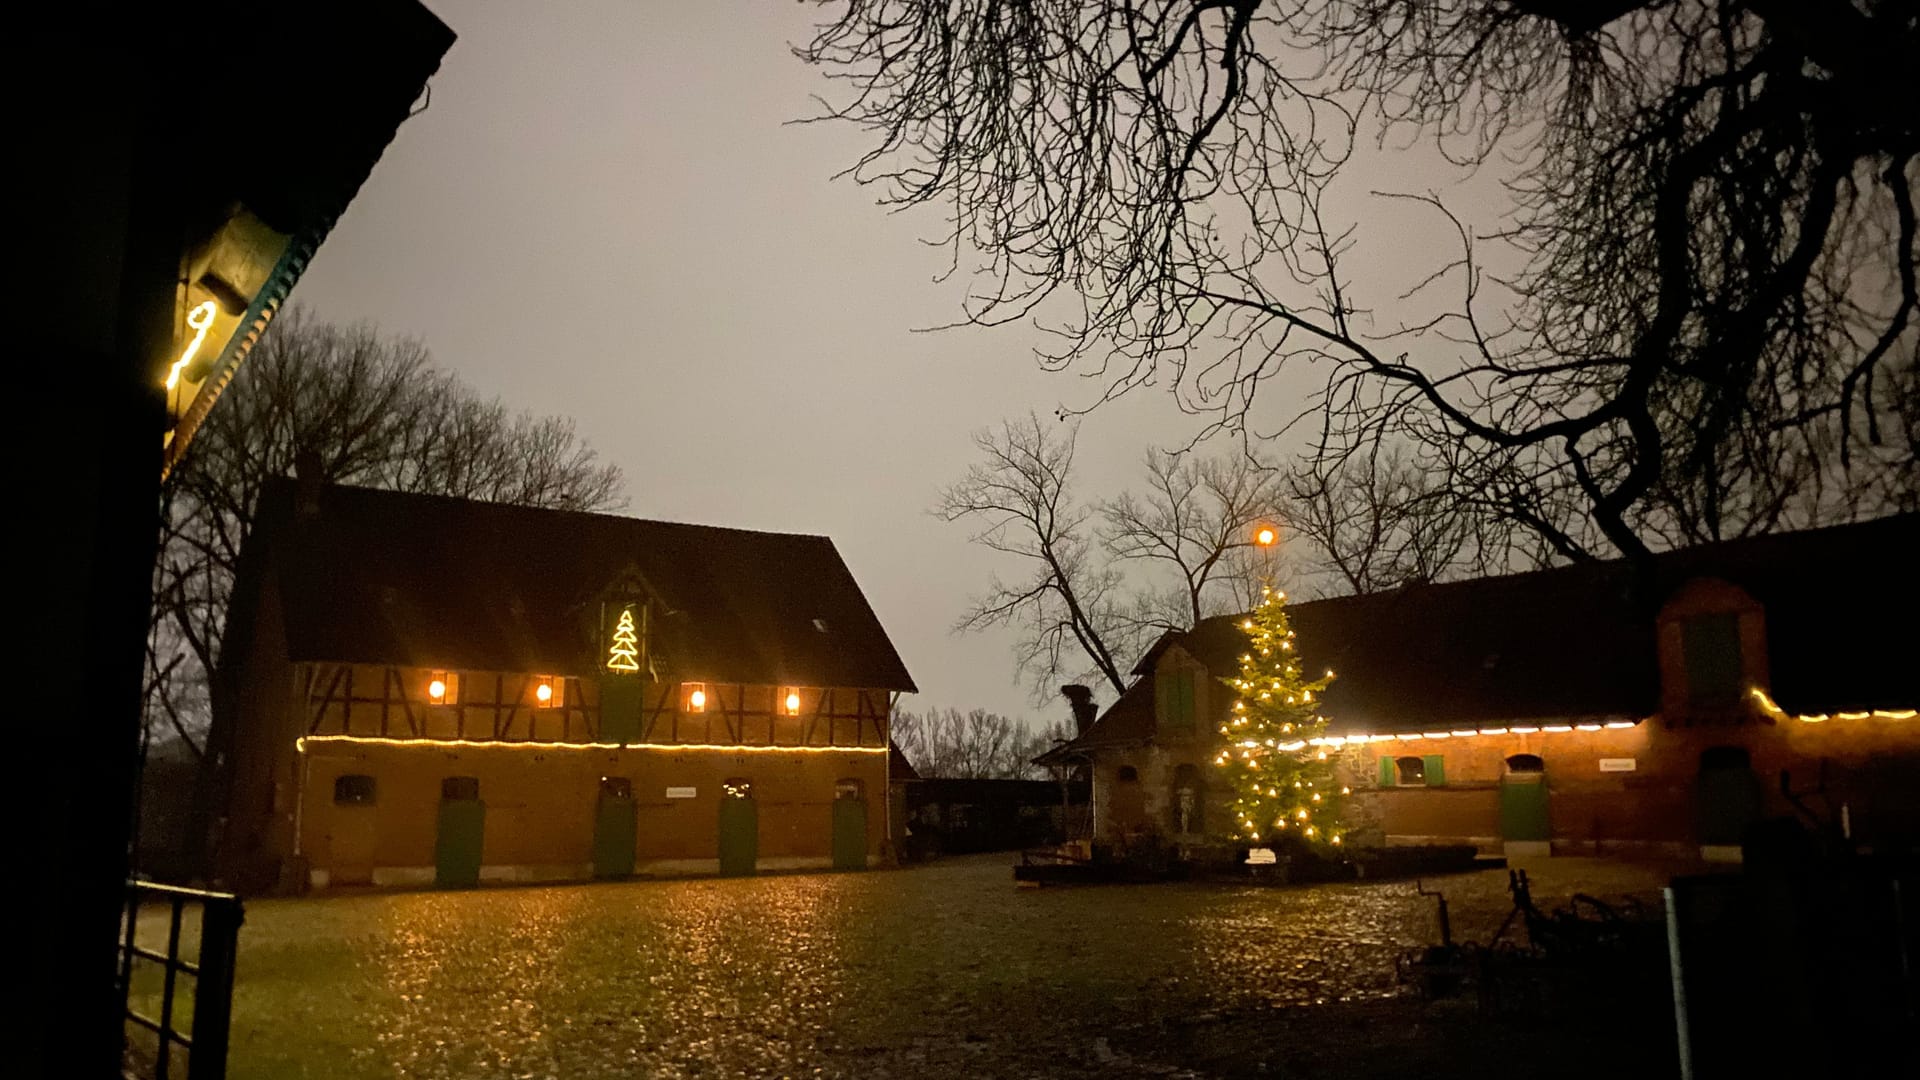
299, 742, 889, 885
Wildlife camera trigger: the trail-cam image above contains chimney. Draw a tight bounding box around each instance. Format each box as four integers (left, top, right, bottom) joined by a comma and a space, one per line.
293, 449, 323, 517
1061, 684, 1097, 735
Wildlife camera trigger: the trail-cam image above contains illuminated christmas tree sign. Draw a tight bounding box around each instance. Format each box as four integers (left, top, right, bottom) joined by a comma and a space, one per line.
606, 606, 640, 673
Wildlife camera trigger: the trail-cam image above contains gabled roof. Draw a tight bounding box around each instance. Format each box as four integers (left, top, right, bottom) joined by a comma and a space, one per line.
1053, 512, 1919, 749
240, 480, 916, 691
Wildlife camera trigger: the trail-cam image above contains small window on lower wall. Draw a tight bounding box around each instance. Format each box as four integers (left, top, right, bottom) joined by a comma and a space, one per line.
333, 774, 376, 805
722, 777, 753, 800
1382, 755, 1446, 787
599, 776, 633, 799
835, 778, 865, 801
1117, 765, 1140, 782
441, 776, 480, 801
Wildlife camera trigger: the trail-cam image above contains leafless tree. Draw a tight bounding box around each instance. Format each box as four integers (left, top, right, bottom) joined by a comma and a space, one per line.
937, 414, 1137, 697
1103, 449, 1287, 627
799, 1, 1919, 567
892, 706, 1070, 779
938, 413, 1286, 698
148, 308, 626, 755
1283, 445, 1523, 595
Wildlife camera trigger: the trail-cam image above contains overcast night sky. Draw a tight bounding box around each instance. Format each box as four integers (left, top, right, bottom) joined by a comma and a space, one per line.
294, 0, 1495, 727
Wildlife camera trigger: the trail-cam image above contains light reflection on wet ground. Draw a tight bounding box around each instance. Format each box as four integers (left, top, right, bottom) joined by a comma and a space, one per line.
221, 856, 1671, 1078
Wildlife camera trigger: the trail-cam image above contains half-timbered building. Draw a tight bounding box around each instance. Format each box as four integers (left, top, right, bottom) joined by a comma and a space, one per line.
1040, 514, 1920, 863
209, 479, 915, 894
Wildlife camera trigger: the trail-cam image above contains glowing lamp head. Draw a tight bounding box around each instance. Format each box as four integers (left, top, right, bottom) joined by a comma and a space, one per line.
688, 686, 707, 711
428, 679, 447, 702
535, 681, 554, 704
784, 691, 801, 715
1254, 526, 1277, 547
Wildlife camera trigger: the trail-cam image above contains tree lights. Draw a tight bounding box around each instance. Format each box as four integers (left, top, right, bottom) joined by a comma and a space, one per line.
606, 607, 641, 673
1215, 585, 1346, 847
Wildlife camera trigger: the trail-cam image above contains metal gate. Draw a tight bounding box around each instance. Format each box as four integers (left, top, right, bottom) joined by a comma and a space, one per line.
119, 881, 243, 1080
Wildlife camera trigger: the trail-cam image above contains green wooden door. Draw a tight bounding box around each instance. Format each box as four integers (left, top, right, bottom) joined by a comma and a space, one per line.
832, 797, 868, 871
1696, 750, 1762, 846
718, 795, 758, 876
1499, 774, 1551, 842
434, 797, 485, 888
592, 785, 637, 879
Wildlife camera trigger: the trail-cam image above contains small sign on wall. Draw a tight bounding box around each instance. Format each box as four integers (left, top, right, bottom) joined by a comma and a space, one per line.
666, 786, 698, 799
1599, 758, 1637, 773
1245, 847, 1278, 865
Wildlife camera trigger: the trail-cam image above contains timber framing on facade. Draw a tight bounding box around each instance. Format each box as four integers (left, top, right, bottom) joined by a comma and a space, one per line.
210, 479, 915, 894
296, 665, 892, 748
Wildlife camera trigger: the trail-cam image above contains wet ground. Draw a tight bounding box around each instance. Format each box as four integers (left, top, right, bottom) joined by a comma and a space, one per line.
137, 855, 1683, 1078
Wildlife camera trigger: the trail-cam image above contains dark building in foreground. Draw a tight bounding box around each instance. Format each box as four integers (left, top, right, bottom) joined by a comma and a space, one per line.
1042, 514, 1920, 862
30, 3, 453, 1069
211, 480, 916, 894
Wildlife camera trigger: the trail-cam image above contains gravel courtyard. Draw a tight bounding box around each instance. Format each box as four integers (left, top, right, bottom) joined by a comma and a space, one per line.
140, 855, 1681, 1079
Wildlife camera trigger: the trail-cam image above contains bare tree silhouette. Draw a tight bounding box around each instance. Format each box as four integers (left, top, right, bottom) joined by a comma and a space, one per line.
937, 414, 1286, 697
800, 1, 1919, 564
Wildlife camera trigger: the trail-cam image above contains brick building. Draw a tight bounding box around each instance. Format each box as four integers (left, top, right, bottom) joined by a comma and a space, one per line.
1040, 514, 1920, 862
209, 480, 916, 894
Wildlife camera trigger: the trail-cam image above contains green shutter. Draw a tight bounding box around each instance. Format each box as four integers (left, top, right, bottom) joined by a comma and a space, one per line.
1682, 614, 1744, 708
1379, 756, 1396, 787
1423, 754, 1446, 787
1157, 670, 1196, 732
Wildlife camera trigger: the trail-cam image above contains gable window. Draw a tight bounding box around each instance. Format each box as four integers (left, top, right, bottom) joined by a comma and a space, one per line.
1156, 668, 1197, 733
1682, 613, 1744, 708
333, 774, 376, 805
533, 676, 564, 709
780, 687, 803, 716
441, 776, 480, 801
684, 682, 708, 713
427, 671, 459, 706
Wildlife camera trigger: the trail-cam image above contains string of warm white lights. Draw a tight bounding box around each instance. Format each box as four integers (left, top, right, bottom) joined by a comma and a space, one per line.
1309, 721, 1642, 746
295, 735, 889, 754
1748, 687, 1916, 725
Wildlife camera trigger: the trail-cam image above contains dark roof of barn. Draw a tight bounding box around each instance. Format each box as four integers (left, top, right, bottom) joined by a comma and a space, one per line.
243, 480, 916, 691
1055, 512, 1918, 748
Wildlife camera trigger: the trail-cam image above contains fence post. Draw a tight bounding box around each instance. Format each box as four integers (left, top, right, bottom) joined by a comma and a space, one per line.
1663, 885, 1693, 1080
187, 896, 244, 1080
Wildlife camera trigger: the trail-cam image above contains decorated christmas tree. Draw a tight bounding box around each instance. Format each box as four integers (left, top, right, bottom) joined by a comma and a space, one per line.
1214, 584, 1348, 849
606, 607, 641, 673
